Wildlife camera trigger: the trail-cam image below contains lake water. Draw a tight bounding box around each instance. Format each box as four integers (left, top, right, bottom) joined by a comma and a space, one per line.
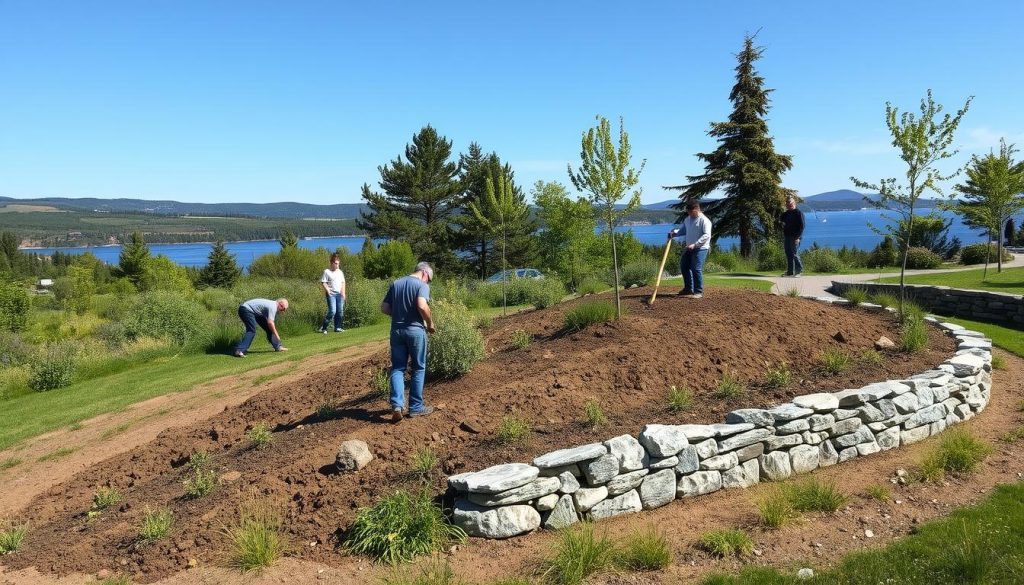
22, 209, 1002, 270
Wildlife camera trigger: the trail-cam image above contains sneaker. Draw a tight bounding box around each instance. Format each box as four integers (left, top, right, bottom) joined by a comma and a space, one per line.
676, 289, 693, 296
793, 273, 802, 278
408, 406, 435, 418
781, 273, 792, 278
391, 408, 403, 423
233, 350, 245, 358
334, 328, 345, 333
691, 293, 703, 299
319, 328, 328, 335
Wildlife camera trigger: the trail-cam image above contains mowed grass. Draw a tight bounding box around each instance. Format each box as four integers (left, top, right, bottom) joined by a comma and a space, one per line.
931, 316, 1024, 359
878, 265, 1024, 295
703, 481, 1024, 584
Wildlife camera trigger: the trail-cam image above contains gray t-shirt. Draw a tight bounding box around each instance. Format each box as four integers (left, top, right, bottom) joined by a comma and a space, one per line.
383, 276, 430, 330
242, 298, 278, 322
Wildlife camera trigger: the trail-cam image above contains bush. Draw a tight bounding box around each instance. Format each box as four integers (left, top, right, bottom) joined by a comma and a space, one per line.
123, 291, 211, 348
496, 414, 531, 445
345, 489, 465, 564
28, 342, 78, 391
756, 240, 786, 272
510, 329, 531, 350
867, 236, 899, 268
715, 371, 746, 400
788, 479, 847, 512
817, 348, 850, 376
363, 241, 416, 280
0, 522, 28, 554
183, 469, 218, 499
94, 322, 130, 350
139, 507, 173, 542
697, 529, 753, 558
703, 261, 727, 274
525, 277, 567, 309
615, 525, 672, 571
920, 430, 992, 482
247, 423, 273, 449
563, 301, 616, 332
248, 246, 328, 281
0, 332, 32, 367
343, 279, 390, 329
667, 385, 692, 412
619, 257, 660, 288
758, 490, 798, 529
763, 362, 791, 389
904, 246, 943, 269
841, 286, 868, 306
584, 399, 608, 427
92, 487, 122, 511
801, 247, 846, 273
427, 300, 485, 379
0, 281, 30, 333
226, 496, 285, 572
408, 448, 438, 482
198, 287, 237, 312
473, 277, 566, 310
541, 523, 616, 585
960, 242, 1014, 265
575, 278, 606, 296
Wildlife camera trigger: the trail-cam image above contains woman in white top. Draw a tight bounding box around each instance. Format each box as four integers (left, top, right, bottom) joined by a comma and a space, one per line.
319, 253, 347, 332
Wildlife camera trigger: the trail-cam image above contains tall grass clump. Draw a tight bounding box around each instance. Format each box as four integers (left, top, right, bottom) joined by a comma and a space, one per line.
865, 484, 892, 501
510, 329, 532, 350
991, 354, 1006, 370
247, 423, 273, 450
715, 371, 747, 400
920, 429, 992, 482
563, 301, 616, 333
584, 399, 608, 428
496, 414, 531, 445
426, 300, 485, 380
762, 362, 791, 389
225, 497, 285, 573
667, 385, 693, 412
615, 525, 672, 571
842, 285, 869, 306
380, 560, 465, 585
28, 341, 78, 391
817, 347, 850, 375
370, 366, 390, 396
541, 523, 616, 585
784, 287, 800, 298
758, 489, 798, 529
345, 489, 465, 564
123, 291, 211, 348
574, 278, 606, 296
870, 291, 899, 309
139, 507, 173, 542
860, 349, 884, 366
899, 301, 929, 353
92, 487, 122, 511
408, 448, 438, 483
697, 529, 753, 558
0, 522, 27, 554
788, 479, 847, 512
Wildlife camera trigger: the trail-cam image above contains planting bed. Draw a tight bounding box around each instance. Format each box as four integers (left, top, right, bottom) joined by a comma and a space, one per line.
2, 288, 955, 582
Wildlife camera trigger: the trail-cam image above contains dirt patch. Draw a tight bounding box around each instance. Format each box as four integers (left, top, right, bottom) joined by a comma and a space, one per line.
1, 289, 967, 583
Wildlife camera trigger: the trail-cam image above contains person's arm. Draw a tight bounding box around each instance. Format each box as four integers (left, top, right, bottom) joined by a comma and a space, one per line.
267, 319, 287, 351
380, 301, 391, 316
320, 272, 331, 295
796, 211, 805, 240
417, 297, 435, 333
380, 285, 393, 315
340, 277, 347, 301
692, 217, 711, 249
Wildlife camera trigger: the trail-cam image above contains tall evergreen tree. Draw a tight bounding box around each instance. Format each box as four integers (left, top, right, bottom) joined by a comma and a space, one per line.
953, 139, 1024, 274
0, 231, 20, 275
456, 142, 496, 278
469, 174, 531, 314
358, 125, 464, 270
117, 231, 150, 287
197, 240, 242, 289
666, 34, 794, 257
279, 229, 299, 249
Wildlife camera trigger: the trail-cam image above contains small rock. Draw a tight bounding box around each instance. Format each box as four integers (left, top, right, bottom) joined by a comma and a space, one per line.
187, 558, 198, 568
875, 336, 896, 350
219, 470, 242, 483
833, 331, 847, 343
797, 568, 815, 580
97, 569, 111, 579
336, 440, 373, 472
460, 421, 481, 434
865, 529, 874, 538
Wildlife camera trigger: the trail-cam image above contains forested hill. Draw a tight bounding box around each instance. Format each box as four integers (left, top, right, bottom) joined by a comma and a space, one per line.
0, 196, 368, 219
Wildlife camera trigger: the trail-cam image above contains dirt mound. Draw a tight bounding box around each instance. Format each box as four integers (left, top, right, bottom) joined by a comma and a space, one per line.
2, 289, 955, 582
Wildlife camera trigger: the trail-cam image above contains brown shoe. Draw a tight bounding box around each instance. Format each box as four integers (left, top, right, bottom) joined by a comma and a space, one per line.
677, 289, 693, 296
391, 409, 403, 423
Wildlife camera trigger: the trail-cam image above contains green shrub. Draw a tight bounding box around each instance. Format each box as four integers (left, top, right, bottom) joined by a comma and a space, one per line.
189, 450, 211, 470
234, 276, 328, 335
801, 247, 846, 273
247, 423, 273, 450
249, 246, 328, 280
619, 257, 660, 288
575, 278, 606, 296
900, 314, 928, 353
0, 281, 30, 333
496, 414, 531, 445
0, 522, 27, 554
817, 347, 850, 375
510, 329, 531, 350
427, 300, 485, 379
370, 366, 390, 396
563, 301, 616, 332
703, 261, 727, 274
788, 479, 847, 512
758, 489, 798, 529
584, 399, 608, 427
865, 484, 891, 501
991, 355, 1006, 370
784, 287, 800, 297
139, 507, 173, 542
28, 342, 78, 391
338, 279, 389, 329
541, 523, 616, 585
408, 448, 438, 482
763, 362, 791, 389
345, 489, 466, 564
667, 385, 693, 412
474, 277, 566, 309
842, 286, 868, 306
363, 241, 416, 280
198, 286, 237, 312
0, 332, 33, 367
697, 529, 753, 558
870, 291, 899, 309
226, 497, 285, 572
615, 525, 672, 571
904, 246, 942, 269
527, 277, 567, 309
867, 236, 899, 268
140, 255, 194, 294
92, 487, 122, 511
960, 242, 1013, 265
715, 371, 747, 400
94, 322, 130, 349
183, 468, 218, 499
920, 430, 992, 482
860, 349, 884, 366
123, 291, 210, 348
756, 240, 786, 272
381, 561, 465, 585
475, 314, 492, 329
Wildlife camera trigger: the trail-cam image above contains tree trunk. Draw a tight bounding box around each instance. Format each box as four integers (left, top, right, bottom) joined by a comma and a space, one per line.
983, 231, 991, 281
501, 225, 508, 316
609, 209, 622, 319
740, 224, 752, 258
997, 216, 1005, 274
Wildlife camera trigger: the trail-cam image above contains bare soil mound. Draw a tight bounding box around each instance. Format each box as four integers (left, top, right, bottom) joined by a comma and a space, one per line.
2, 289, 955, 582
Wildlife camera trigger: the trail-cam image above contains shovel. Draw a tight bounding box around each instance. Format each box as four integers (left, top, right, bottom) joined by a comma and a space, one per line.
646, 238, 673, 307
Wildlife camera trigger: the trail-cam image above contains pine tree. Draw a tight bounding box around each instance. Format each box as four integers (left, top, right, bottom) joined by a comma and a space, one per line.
455, 143, 495, 278
197, 240, 242, 289
279, 229, 299, 249
117, 231, 150, 287
666, 34, 794, 257
953, 139, 1024, 274
469, 174, 531, 314
358, 125, 464, 270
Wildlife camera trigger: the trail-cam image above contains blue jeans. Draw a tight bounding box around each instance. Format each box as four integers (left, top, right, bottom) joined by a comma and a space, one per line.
236, 306, 280, 353
681, 248, 708, 294
784, 237, 803, 275
321, 293, 344, 330
389, 327, 428, 413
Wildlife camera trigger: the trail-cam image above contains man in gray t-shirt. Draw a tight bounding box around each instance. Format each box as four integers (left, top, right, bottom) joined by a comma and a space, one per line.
235, 298, 289, 357
381, 262, 436, 422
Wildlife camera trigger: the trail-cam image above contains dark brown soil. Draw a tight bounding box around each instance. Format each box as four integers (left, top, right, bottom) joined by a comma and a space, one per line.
2, 288, 956, 582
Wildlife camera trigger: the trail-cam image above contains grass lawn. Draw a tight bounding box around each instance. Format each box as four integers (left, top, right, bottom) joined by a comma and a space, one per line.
878, 266, 1024, 295
0, 305, 519, 451
703, 480, 1024, 584
928, 315, 1024, 359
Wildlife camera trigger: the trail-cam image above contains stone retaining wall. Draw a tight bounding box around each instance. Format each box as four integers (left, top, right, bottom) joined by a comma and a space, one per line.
446, 302, 993, 539
829, 281, 1024, 329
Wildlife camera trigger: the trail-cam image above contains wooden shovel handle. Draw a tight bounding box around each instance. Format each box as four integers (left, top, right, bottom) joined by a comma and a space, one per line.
647, 238, 673, 305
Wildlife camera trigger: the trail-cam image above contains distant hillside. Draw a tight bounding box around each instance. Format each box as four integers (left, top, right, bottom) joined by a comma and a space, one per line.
801, 190, 940, 211
0, 196, 368, 219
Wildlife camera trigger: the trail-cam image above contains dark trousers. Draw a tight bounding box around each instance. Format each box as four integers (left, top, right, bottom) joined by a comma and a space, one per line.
236, 306, 279, 353
784, 237, 803, 275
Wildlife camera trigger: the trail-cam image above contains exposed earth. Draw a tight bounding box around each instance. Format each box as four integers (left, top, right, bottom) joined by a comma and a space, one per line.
5, 288, 1023, 585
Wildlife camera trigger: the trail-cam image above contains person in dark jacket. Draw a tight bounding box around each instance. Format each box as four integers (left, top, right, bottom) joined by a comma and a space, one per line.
780, 196, 805, 277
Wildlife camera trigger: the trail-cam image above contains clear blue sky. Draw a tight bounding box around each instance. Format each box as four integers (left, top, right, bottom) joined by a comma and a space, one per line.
2, 0, 1022, 205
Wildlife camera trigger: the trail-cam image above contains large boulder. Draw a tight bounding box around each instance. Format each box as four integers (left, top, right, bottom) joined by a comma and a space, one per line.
604, 434, 649, 472
589, 490, 642, 520
335, 440, 373, 472
452, 500, 540, 539
543, 494, 579, 530
467, 477, 560, 507
449, 463, 539, 494
639, 469, 676, 510
677, 471, 722, 497
638, 424, 689, 457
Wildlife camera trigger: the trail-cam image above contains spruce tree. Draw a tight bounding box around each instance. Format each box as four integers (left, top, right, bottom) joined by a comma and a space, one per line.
117, 231, 150, 287
666, 34, 794, 257
279, 229, 299, 249
358, 125, 464, 270
197, 240, 242, 289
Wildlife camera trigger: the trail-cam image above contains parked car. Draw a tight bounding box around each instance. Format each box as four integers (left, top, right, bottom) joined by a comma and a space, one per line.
485, 268, 543, 283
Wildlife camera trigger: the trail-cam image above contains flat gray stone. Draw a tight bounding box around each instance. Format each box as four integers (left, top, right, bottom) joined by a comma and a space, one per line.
468, 476, 560, 506
677, 471, 722, 497
536, 494, 559, 512
581, 453, 620, 486
764, 434, 803, 450
677, 424, 718, 441
453, 500, 540, 538
945, 354, 986, 377
857, 440, 881, 456
892, 392, 920, 414
718, 428, 773, 452
857, 402, 886, 423
900, 426, 931, 445
837, 446, 858, 462
538, 463, 581, 478
639, 424, 689, 457
818, 440, 839, 467
904, 403, 947, 429
836, 382, 901, 407
915, 387, 935, 407
648, 455, 679, 470
710, 423, 755, 437
808, 414, 836, 432
674, 445, 700, 474
606, 469, 649, 496
726, 409, 774, 427
533, 444, 607, 469
802, 431, 825, 445
543, 494, 579, 530
769, 403, 814, 422
639, 469, 677, 510
938, 322, 965, 332
573, 486, 608, 512
759, 451, 793, 481
833, 408, 860, 420
589, 490, 642, 520
450, 463, 539, 494
558, 471, 580, 494
790, 444, 820, 474
776, 418, 810, 434
834, 426, 875, 448
694, 438, 719, 459
958, 338, 992, 350
735, 443, 765, 462
701, 451, 739, 471
603, 434, 648, 473
793, 393, 839, 412
722, 459, 760, 489
831, 417, 863, 436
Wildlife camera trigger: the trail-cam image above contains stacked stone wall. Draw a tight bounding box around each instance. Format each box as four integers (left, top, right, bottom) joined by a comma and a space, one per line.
829, 281, 1023, 329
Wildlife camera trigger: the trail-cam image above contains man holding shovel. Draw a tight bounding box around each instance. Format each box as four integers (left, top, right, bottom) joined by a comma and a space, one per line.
667, 200, 713, 298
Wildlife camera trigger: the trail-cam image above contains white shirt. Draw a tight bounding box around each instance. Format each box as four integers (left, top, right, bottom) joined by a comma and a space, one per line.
672, 213, 713, 250
321, 268, 346, 294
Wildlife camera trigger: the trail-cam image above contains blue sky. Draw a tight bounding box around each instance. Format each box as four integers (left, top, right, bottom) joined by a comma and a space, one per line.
1, 0, 1022, 205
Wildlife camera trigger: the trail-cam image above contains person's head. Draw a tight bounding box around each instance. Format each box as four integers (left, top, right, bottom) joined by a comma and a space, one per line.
329, 253, 340, 269
786, 196, 796, 210
686, 200, 701, 218
414, 261, 434, 284
276, 298, 289, 312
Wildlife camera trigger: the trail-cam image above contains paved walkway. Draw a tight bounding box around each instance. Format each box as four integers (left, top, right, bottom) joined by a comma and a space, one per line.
733, 254, 1024, 298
